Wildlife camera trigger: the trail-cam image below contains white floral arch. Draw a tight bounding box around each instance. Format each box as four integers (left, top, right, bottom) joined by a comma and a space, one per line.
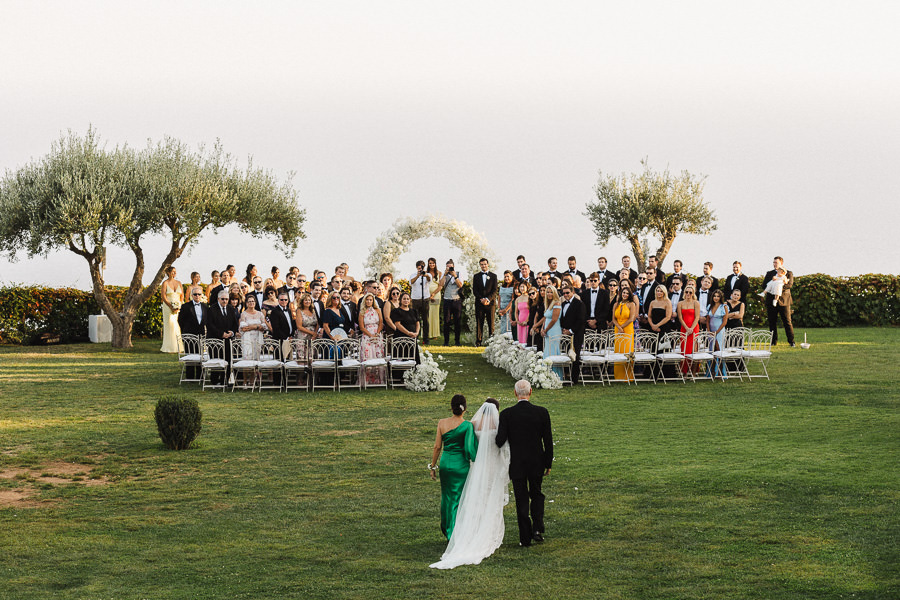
363, 215, 498, 278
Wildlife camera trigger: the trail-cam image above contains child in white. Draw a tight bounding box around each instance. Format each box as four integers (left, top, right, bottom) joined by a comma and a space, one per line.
764, 268, 787, 306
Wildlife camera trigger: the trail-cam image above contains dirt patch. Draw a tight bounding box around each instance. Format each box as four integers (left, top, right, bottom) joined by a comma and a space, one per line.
0, 462, 111, 508
0, 489, 46, 508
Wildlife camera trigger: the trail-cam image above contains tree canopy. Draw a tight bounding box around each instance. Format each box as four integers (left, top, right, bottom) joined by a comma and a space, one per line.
584, 159, 716, 271
0, 128, 306, 348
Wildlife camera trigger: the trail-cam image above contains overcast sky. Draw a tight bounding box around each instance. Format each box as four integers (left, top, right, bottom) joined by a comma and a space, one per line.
1, 1, 897, 288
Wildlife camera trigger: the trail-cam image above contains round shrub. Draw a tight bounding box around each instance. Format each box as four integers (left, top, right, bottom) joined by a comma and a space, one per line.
154, 396, 202, 450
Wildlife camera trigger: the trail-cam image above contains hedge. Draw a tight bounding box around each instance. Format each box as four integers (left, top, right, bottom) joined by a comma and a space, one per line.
0, 274, 895, 344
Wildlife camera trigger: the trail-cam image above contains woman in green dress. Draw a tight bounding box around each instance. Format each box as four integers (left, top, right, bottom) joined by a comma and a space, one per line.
430, 394, 478, 540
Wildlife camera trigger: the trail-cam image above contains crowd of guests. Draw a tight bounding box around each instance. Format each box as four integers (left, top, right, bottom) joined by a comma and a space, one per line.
160, 254, 795, 384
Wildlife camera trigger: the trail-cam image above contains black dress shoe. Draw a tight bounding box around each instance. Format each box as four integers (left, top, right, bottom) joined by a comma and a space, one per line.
532, 532, 544, 543
519, 541, 532, 547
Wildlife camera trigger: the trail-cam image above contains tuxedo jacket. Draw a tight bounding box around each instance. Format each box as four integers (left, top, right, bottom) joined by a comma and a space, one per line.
278, 285, 299, 305
625, 268, 639, 283
207, 304, 239, 340
668, 290, 684, 319
268, 305, 295, 340
640, 281, 661, 315
763, 269, 794, 307
564, 269, 587, 288
581, 287, 610, 328
495, 400, 553, 480
723, 273, 750, 303
311, 298, 325, 325
544, 270, 563, 282
695, 288, 714, 317
695, 275, 719, 293
208, 284, 226, 303
515, 273, 538, 288
559, 296, 586, 353
594, 269, 615, 285
340, 303, 358, 332
177, 302, 208, 336
654, 269, 666, 285
472, 271, 498, 304
665, 272, 688, 289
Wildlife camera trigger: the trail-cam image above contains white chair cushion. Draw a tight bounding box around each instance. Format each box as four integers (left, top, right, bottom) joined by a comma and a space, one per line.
179, 354, 202, 362
713, 350, 741, 359
743, 350, 772, 358
311, 360, 335, 368
547, 355, 571, 364
581, 355, 607, 363
657, 352, 684, 360
362, 358, 387, 366
202, 358, 227, 368
340, 358, 361, 368
391, 359, 417, 367
634, 352, 656, 362
283, 360, 307, 369
259, 360, 283, 368
686, 352, 714, 360
606, 353, 630, 363
232, 360, 260, 368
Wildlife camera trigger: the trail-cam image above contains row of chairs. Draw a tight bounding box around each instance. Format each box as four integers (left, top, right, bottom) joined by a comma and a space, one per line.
177, 333, 418, 392
543, 327, 773, 385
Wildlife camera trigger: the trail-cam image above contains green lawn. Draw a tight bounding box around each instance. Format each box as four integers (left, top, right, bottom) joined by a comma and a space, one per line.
0, 328, 897, 599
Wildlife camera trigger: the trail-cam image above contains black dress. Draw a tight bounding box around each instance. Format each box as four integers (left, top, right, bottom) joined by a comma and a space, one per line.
390, 307, 421, 363
724, 301, 744, 329
650, 306, 669, 334
527, 301, 543, 352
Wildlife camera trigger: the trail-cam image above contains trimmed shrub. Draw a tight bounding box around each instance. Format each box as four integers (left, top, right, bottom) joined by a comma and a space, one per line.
154, 396, 202, 450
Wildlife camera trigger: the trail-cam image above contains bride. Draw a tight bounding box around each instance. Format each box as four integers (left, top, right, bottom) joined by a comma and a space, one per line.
430, 399, 510, 569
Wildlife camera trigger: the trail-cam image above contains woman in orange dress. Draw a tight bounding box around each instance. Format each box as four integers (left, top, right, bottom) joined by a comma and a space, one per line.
678, 283, 702, 374
613, 283, 638, 381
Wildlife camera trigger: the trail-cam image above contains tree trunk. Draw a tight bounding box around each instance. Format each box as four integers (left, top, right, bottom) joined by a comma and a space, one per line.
654, 233, 677, 268
111, 314, 135, 349
628, 236, 646, 272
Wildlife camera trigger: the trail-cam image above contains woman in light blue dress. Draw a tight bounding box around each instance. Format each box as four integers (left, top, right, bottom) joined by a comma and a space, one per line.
707, 289, 727, 378
497, 271, 515, 336
541, 286, 563, 378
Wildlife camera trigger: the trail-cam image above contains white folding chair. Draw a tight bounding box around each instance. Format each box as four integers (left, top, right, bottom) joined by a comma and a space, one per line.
607, 332, 635, 384
388, 337, 418, 388
544, 334, 573, 386
634, 331, 659, 383
742, 329, 773, 380
712, 329, 745, 381
360, 334, 388, 390
257, 339, 285, 391
579, 331, 608, 385
283, 338, 310, 391
336, 338, 362, 391
230, 336, 261, 391
685, 331, 717, 381
310, 338, 337, 391
178, 333, 204, 384
200, 338, 228, 391
656, 331, 687, 383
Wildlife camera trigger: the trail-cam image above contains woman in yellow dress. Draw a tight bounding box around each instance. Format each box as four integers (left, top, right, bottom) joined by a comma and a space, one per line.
613, 282, 638, 381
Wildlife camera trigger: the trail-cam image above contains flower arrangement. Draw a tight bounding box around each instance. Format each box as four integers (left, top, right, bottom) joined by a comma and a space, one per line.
170, 299, 182, 312
364, 215, 497, 279
482, 334, 562, 389
403, 349, 448, 392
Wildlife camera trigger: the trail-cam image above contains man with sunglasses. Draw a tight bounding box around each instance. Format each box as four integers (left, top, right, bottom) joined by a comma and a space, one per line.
581, 275, 609, 334
559, 284, 586, 384
177, 286, 208, 381
249, 276, 266, 311
208, 290, 239, 386
279, 273, 299, 304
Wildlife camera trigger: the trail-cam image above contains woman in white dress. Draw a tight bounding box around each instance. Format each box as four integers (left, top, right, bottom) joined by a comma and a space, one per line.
430, 399, 510, 570
160, 266, 184, 353
239, 295, 267, 360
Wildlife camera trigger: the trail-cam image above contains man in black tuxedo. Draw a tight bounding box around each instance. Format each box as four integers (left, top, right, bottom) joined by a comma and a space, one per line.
667, 278, 684, 332
696, 276, 714, 330
248, 275, 266, 313
620, 255, 638, 283
594, 256, 615, 285
582, 274, 610, 332
472, 258, 498, 346
308, 282, 326, 327
544, 257, 563, 282
665, 259, 688, 289
647, 255, 666, 285
278, 273, 299, 305
511, 255, 526, 283
516, 263, 538, 288
496, 380, 553, 547
564, 256, 587, 291
267, 292, 295, 360
763, 256, 795, 347
177, 286, 208, 379
640, 268, 661, 320
207, 290, 239, 385
559, 284, 586, 384
723, 261, 750, 304
339, 287, 358, 334
695, 262, 719, 293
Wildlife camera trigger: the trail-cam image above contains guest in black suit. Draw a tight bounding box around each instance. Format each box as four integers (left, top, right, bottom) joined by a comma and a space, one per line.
207, 290, 239, 385
639, 268, 661, 325
496, 380, 553, 547
695, 262, 719, 293
667, 278, 684, 332
278, 273, 299, 305
208, 270, 229, 306
696, 276, 714, 330
515, 263, 538, 288
559, 284, 586, 384
177, 286, 208, 336
620, 255, 638, 283
511, 255, 526, 283
647, 255, 666, 285
763, 256, 795, 347
723, 261, 750, 304
544, 257, 563, 283
472, 258, 498, 345
339, 287, 358, 335
594, 256, 615, 285
248, 275, 266, 315
564, 256, 587, 291
665, 259, 688, 289
581, 274, 610, 333
308, 282, 326, 327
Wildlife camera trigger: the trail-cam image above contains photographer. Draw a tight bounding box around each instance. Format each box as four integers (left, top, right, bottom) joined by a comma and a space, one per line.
440, 260, 464, 346
410, 260, 432, 345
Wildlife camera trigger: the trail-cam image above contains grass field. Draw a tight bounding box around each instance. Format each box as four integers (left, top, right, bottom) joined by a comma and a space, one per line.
0, 327, 897, 599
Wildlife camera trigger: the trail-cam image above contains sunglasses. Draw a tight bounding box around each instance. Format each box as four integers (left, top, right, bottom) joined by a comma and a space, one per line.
192, 293, 202, 297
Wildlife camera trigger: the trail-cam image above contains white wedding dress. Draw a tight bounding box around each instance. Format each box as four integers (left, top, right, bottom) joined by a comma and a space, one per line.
430, 402, 511, 569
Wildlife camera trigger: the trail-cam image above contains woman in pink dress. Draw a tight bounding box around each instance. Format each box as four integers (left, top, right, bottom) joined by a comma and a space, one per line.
511, 282, 530, 344
358, 293, 385, 385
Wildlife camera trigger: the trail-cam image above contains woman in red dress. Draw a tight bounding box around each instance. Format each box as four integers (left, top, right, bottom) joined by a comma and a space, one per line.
677, 283, 701, 374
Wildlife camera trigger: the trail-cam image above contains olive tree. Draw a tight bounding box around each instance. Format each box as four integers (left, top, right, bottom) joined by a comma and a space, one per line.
584, 159, 716, 271
0, 129, 305, 348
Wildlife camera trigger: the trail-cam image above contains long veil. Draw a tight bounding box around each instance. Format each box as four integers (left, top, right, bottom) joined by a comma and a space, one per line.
430, 402, 511, 569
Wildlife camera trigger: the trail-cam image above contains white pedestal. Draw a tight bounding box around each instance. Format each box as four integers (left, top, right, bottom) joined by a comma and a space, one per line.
89, 314, 112, 343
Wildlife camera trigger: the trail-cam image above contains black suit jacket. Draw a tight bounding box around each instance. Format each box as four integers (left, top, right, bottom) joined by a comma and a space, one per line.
177, 302, 207, 336
560, 296, 586, 354
515, 273, 538, 288
594, 269, 615, 285
472, 271, 498, 304
208, 284, 226, 303
495, 400, 553, 479
653, 269, 666, 285
763, 269, 793, 307
250, 290, 266, 312
564, 269, 587, 288
207, 304, 239, 340
581, 287, 610, 328
723, 273, 750, 303
340, 302, 357, 332
267, 306, 294, 340
278, 285, 298, 305
665, 272, 688, 289
695, 275, 719, 292
640, 281, 661, 316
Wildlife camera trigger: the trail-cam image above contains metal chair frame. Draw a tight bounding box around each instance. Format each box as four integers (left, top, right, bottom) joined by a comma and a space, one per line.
656, 331, 687, 383
579, 331, 608, 385
388, 337, 418, 388
283, 338, 310, 391
257, 338, 286, 391
200, 338, 228, 391
336, 338, 362, 391
178, 333, 204, 384
230, 337, 261, 392
310, 338, 337, 391
633, 330, 660, 383
360, 334, 388, 390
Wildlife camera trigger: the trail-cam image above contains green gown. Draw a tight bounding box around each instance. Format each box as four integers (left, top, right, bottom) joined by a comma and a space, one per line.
439, 420, 478, 539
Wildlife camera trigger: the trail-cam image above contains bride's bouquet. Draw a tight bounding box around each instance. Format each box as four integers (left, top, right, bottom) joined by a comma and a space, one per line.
403, 349, 448, 392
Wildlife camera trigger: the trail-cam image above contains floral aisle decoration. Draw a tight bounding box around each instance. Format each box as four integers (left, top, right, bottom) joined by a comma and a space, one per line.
482, 334, 562, 389
364, 215, 497, 279
403, 349, 448, 392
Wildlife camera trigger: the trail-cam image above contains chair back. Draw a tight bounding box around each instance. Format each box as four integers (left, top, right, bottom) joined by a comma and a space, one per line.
260, 338, 283, 362
660, 331, 686, 354
692, 330, 717, 353
180, 333, 203, 357
204, 338, 226, 361
635, 330, 659, 353
289, 338, 309, 363
583, 331, 605, 354
559, 334, 572, 355
390, 337, 417, 361
748, 329, 773, 352
722, 328, 745, 351
337, 338, 360, 362
310, 338, 336, 363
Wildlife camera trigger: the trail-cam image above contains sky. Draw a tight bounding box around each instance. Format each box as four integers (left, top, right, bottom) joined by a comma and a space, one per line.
1, 1, 898, 289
